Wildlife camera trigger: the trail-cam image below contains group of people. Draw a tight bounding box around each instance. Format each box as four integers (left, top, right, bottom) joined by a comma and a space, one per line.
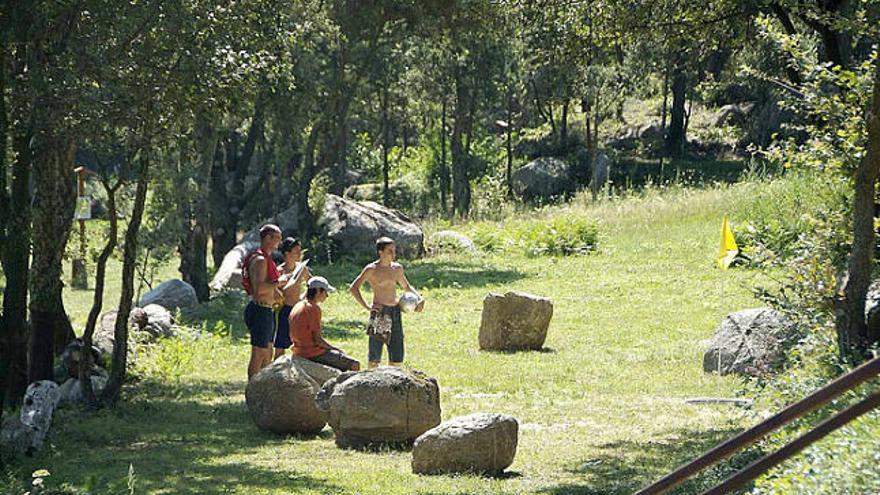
242, 224, 425, 380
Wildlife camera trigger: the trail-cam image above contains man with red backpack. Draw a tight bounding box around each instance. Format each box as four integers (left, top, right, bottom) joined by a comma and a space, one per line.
242, 224, 283, 380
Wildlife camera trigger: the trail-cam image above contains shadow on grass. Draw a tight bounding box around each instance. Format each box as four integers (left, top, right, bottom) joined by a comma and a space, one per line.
538, 427, 762, 495
13, 378, 343, 495
322, 318, 365, 340
409, 260, 526, 290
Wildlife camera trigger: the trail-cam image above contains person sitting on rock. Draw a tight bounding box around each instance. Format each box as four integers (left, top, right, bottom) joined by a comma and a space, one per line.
349, 236, 424, 369
289, 276, 360, 372
273, 237, 311, 360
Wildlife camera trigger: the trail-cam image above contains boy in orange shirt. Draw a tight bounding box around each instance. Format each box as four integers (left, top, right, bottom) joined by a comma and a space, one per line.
289, 277, 360, 372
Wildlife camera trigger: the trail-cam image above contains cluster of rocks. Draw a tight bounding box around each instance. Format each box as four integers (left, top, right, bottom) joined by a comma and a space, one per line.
246, 360, 519, 475
2, 278, 201, 456
243, 289, 556, 474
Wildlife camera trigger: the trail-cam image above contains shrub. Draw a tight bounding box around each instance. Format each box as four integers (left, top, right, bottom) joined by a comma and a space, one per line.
731, 171, 850, 266
466, 213, 599, 256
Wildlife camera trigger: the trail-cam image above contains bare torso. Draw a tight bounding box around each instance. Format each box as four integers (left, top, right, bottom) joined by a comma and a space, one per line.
365, 262, 403, 307
279, 262, 306, 306
248, 255, 277, 305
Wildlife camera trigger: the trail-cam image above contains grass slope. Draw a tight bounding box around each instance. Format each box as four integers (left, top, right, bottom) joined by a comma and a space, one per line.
5, 184, 772, 495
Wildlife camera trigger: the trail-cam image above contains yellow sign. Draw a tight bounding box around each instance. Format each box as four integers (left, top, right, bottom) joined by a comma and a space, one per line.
717, 216, 738, 270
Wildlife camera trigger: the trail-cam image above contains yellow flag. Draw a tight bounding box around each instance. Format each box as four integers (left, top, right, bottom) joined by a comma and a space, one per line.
717, 216, 738, 270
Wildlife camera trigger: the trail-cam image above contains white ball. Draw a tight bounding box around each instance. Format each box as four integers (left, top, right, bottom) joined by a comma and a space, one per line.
398, 292, 420, 313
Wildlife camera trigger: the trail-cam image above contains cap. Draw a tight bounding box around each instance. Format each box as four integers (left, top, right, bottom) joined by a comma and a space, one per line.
307, 276, 336, 293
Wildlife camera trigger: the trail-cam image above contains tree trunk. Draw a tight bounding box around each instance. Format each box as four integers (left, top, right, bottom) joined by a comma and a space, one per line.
210, 100, 266, 267
768, 3, 804, 85
79, 178, 119, 407
560, 99, 569, 144
102, 156, 148, 404
835, 59, 880, 360
665, 59, 686, 159
29, 137, 77, 383
0, 92, 31, 418
1, 25, 33, 410
452, 69, 472, 217
440, 95, 449, 214
506, 88, 513, 198
382, 86, 391, 206
209, 137, 234, 268
179, 119, 216, 302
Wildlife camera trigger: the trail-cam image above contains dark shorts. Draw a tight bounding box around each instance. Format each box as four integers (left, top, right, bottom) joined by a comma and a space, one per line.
312, 349, 359, 372
274, 305, 293, 349
368, 305, 404, 363
244, 301, 275, 348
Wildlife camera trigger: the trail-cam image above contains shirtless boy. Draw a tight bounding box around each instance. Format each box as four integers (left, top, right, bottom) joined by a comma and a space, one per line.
243, 224, 283, 380
273, 237, 311, 359
350, 236, 424, 368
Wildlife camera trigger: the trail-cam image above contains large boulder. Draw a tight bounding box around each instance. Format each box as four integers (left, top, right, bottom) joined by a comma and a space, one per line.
138, 279, 198, 311
58, 373, 109, 405
245, 355, 341, 435
0, 381, 60, 455
428, 230, 477, 255
703, 308, 795, 376
320, 194, 425, 259
412, 413, 519, 475
316, 367, 441, 449
210, 204, 302, 293
479, 292, 553, 351
511, 157, 571, 200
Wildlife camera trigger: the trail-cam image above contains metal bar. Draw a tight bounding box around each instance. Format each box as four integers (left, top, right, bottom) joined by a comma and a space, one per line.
701, 390, 880, 495
634, 356, 880, 495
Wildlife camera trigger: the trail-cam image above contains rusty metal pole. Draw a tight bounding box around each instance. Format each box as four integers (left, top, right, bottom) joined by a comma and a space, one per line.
701, 390, 880, 495
634, 355, 880, 495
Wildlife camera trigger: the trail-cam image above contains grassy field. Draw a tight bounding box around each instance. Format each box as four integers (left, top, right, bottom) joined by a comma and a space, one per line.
3, 183, 777, 495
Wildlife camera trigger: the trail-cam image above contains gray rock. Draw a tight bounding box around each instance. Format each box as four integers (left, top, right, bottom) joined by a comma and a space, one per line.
96, 311, 119, 358
412, 413, 519, 475
56, 339, 106, 381
58, 374, 109, 405
316, 367, 441, 449
245, 355, 341, 435
713, 102, 756, 128
590, 152, 610, 197
479, 292, 553, 351
210, 204, 302, 293
428, 230, 477, 254
320, 194, 425, 259
138, 279, 198, 311
1, 381, 60, 455
512, 157, 571, 200
703, 308, 794, 376
140, 304, 176, 338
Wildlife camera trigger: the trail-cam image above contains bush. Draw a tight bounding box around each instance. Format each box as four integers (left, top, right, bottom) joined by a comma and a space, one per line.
466, 213, 599, 256
731, 171, 850, 266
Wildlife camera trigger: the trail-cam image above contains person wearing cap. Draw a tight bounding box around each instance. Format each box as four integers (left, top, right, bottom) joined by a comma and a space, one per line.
272, 237, 311, 360
288, 276, 360, 372
242, 224, 283, 380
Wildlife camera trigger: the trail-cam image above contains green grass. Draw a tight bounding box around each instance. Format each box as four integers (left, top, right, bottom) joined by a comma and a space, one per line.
4, 181, 793, 495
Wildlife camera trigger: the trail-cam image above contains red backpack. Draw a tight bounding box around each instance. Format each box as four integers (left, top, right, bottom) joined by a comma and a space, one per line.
241, 248, 279, 295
